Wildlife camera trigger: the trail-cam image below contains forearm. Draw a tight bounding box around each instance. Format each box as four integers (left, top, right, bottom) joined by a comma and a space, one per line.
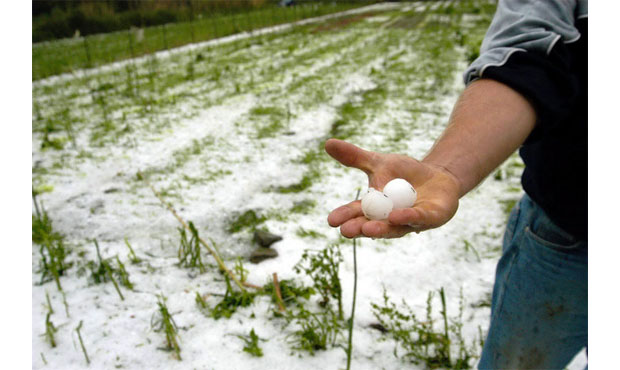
422, 78, 536, 197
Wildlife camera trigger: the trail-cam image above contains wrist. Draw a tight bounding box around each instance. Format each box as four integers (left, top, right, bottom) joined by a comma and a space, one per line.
420, 159, 466, 198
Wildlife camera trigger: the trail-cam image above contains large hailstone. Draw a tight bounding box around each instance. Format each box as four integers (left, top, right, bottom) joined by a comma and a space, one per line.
361, 188, 393, 220
383, 178, 417, 209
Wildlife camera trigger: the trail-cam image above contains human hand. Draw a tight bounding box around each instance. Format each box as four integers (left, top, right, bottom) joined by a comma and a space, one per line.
325, 139, 461, 238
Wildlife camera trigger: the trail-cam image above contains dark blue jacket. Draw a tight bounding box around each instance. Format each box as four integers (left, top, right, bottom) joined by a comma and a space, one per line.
464, 0, 588, 239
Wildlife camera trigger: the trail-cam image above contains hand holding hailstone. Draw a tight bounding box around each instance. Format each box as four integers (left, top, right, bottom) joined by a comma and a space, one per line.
361, 178, 417, 220
325, 139, 461, 238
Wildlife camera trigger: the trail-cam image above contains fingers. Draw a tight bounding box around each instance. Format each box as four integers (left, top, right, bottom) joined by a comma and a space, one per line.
324, 138, 377, 174
331, 204, 447, 239
361, 221, 414, 239
327, 200, 363, 227
328, 200, 413, 239
339, 216, 368, 238
333, 201, 455, 238
336, 218, 415, 239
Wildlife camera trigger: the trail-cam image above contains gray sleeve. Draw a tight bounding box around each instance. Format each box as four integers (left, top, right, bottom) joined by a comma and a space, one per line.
463, 0, 584, 85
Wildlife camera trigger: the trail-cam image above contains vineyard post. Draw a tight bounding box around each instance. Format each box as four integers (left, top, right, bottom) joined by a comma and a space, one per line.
83, 37, 92, 68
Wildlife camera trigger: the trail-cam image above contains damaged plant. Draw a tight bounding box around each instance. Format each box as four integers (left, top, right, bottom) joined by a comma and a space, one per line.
236, 328, 265, 357
281, 242, 347, 355
371, 287, 480, 369
152, 294, 182, 361
33, 191, 70, 291
41, 294, 57, 348
263, 278, 315, 312
87, 239, 133, 300
209, 274, 257, 320
285, 305, 344, 356
177, 222, 206, 273
294, 243, 344, 320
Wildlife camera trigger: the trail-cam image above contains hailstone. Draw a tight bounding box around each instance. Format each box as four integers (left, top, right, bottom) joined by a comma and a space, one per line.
361, 188, 393, 220
383, 178, 417, 209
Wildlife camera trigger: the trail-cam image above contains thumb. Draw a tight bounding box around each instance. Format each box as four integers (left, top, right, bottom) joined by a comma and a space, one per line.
324, 138, 377, 174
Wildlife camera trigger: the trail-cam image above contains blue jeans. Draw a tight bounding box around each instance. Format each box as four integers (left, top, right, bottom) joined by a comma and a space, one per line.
478, 194, 587, 369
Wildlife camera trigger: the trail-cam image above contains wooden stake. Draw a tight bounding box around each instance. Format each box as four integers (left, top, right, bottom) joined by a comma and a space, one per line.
272, 273, 286, 312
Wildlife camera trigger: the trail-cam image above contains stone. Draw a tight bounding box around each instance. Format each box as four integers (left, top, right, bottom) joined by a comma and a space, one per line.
253, 230, 283, 248
368, 323, 389, 334
249, 247, 279, 264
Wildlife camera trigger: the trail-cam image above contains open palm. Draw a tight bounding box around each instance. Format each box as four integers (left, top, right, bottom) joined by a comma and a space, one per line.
325, 139, 461, 238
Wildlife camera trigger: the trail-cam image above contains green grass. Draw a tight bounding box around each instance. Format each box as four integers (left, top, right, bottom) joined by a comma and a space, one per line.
195, 291, 210, 316
124, 238, 142, 264
227, 210, 267, 234
138, 136, 224, 183
249, 105, 290, 138
32, 3, 364, 80
275, 170, 319, 194
290, 199, 317, 214
236, 328, 265, 357
296, 227, 326, 239
463, 240, 482, 262
272, 146, 327, 195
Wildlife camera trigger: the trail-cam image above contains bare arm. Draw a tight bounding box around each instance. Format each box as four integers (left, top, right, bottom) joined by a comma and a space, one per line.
326, 78, 536, 238
422, 78, 536, 197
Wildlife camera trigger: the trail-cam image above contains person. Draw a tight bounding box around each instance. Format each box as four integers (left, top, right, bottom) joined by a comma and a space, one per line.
325, 1, 587, 369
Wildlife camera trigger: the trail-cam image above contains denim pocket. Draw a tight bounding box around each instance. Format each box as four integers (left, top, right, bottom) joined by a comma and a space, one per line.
522, 196, 585, 250
525, 224, 581, 251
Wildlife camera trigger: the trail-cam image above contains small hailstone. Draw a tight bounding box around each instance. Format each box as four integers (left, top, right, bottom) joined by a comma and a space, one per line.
383, 178, 417, 209
361, 188, 393, 220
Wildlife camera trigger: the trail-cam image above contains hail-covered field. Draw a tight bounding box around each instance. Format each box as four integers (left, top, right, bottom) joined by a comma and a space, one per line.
33, 2, 587, 369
